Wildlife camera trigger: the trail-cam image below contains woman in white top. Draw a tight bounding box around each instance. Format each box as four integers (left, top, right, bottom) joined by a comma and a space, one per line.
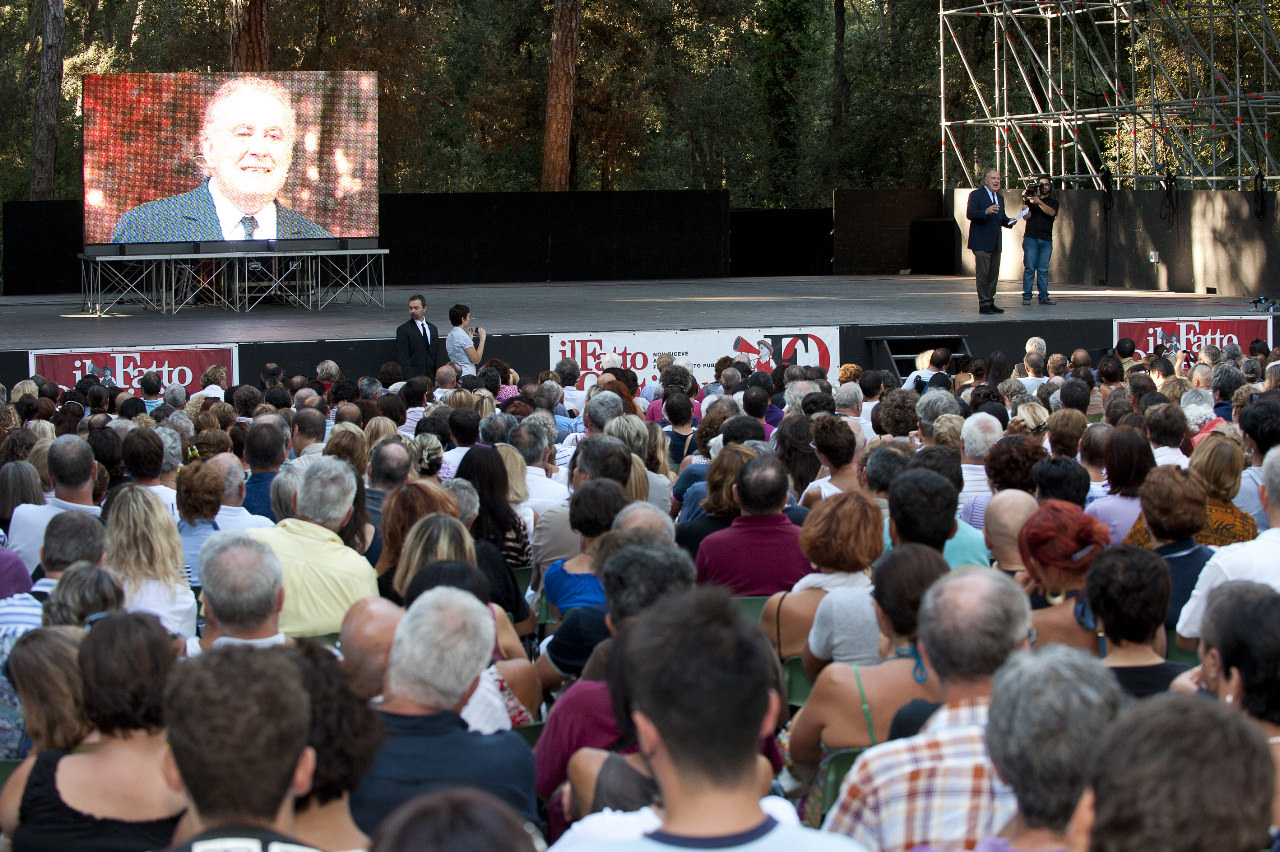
103, 484, 197, 638
800, 415, 862, 509
446, 303, 486, 377
760, 490, 884, 664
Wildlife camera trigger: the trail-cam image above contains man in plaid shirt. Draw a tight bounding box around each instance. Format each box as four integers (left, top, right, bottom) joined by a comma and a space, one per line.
822, 568, 1029, 852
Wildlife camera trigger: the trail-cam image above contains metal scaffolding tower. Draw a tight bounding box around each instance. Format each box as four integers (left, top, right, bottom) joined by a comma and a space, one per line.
939, 0, 1280, 190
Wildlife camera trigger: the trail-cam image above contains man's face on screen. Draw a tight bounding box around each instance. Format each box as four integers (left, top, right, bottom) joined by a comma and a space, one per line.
202, 86, 295, 214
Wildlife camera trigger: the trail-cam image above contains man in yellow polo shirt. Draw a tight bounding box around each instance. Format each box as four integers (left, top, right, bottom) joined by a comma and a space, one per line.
248, 455, 377, 637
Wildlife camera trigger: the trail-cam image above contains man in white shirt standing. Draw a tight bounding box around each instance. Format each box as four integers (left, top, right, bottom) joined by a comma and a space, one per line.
7, 435, 101, 574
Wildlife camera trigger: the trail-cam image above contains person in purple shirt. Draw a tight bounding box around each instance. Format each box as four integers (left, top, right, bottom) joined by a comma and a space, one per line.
695, 454, 811, 595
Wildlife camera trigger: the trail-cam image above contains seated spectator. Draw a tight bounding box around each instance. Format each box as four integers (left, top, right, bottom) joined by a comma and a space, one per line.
1086, 545, 1189, 696
162, 645, 320, 851
1176, 446, 1280, 646
959, 435, 1048, 531
763, 490, 883, 665
535, 538, 697, 810
1079, 422, 1112, 504
1046, 408, 1088, 458
457, 446, 532, 569
104, 485, 198, 638
0, 512, 105, 638
897, 452, 991, 568
1236, 399, 1280, 530
800, 416, 862, 508
1085, 426, 1156, 544
248, 456, 379, 637
203, 452, 275, 533
695, 455, 812, 595
174, 460, 224, 585
588, 588, 850, 850
373, 479, 459, 602
291, 640, 384, 852
369, 789, 538, 852
611, 501, 677, 539
542, 480, 629, 620
823, 568, 1029, 852
351, 587, 537, 832
122, 428, 179, 518
6, 627, 88, 754
186, 532, 289, 657
1066, 694, 1272, 852
661, 392, 698, 469
1146, 402, 1190, 467
958, 412, 1001, 505
339, 596, 405, 703
675, 414, 767, 523
774, 414, 822, 499
0, 613, 186, 850
604, 414, 673, 511
1019, 500, 1110, 655
42, 561, 125, 629
1123, 430, 1258, 548
1032, 456, 1090, 506
7, 435, 100, 574
508, 421, 570, 517
787, 544, 948, 767
0, 460, 42, 539
908, 646, 1122, 852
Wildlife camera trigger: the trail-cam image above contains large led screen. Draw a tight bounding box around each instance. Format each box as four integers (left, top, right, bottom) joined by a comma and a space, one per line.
84, 71, 378, 245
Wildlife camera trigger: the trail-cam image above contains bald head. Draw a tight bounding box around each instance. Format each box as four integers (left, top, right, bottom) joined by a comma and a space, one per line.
984, 489, 1040, 567
339, 597, 405, 702
207, 452, 246, 506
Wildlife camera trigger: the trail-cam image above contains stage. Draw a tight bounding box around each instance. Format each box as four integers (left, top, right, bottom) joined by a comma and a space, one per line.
0, 275, 1269, 386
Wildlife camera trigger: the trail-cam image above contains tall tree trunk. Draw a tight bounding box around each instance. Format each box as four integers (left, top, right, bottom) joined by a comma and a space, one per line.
29, 0, 64, 201
230, 0, 269, 71
832, 0, 847, 128
540, 0, 581, 191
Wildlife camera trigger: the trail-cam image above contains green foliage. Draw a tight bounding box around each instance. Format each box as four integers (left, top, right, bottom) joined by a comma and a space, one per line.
0, 0, 957, 218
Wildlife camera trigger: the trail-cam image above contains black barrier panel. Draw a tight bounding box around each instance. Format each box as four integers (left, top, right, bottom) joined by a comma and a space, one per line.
730, 209, 833, 277
834, 190, 945, 275
238, 334, 553, 392
0, 351, 29, 386
381, 191, 729, 285
3, 201, 82, 296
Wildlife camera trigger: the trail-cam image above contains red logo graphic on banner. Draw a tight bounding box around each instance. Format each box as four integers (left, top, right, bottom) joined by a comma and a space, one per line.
1113, 317, 1272, 360
31, 347, 237, 394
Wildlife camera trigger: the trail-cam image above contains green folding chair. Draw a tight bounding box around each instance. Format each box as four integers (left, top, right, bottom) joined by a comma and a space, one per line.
819, 748, 862, 816
515, 720, 545, 749
783, 655, 812, 708
734, 596, 770, 623
0, 758, 24, 789
512, 566, 533, 598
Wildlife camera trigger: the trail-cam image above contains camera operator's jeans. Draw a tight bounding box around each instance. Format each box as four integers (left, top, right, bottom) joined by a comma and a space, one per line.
1022, 237, 1052, 300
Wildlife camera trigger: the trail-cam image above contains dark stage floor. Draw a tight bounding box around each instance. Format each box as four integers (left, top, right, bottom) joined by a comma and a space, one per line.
0, 276, 1262, 354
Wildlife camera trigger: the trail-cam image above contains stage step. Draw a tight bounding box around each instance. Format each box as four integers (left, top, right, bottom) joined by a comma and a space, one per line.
865, 334, 972, 388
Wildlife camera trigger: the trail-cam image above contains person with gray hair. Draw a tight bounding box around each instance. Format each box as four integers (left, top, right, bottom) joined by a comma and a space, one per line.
508, 420, 569, 516
268, 466, 301, 523
293, 386, 319, 412
440, 477, 481, 526
585, 390, 624, 433
611, 501, 676, 540
532, 433, 633, 572
833, 381, 863, 420
959, 412, 1002, 506
916, 390, 961, 444
824, 568, 1030, 850
539, 379, 564, 408
247, 456, 377, 637
783, 379, 815, 413
358, 377, 383, 400
1211, 363, 1247, 420
366, 439, 412, 529
971, 646, 1123, 851
189, 531, 287, 656
163, 382, 188, 409
6, 435, 100, 574
478, 412, 518, 445
350, 587, 537, 832
205, 453, 274, 532
154, 426, 184, 478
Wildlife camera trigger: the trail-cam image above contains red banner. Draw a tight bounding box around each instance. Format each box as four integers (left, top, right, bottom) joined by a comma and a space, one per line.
1112, 317, 1272, 360
29, 345, 238, 395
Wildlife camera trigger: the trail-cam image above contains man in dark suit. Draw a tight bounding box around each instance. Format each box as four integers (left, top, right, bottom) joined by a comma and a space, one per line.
966, 168, 1016, 314
111, 77, 331, 243
396, 294, 444, 380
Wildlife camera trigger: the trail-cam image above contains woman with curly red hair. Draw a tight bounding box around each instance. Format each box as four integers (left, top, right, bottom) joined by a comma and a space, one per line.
1018, 499, 1112, 655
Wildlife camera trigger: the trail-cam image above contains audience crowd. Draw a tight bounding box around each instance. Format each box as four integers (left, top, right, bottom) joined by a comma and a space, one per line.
0, 324, 1277, 852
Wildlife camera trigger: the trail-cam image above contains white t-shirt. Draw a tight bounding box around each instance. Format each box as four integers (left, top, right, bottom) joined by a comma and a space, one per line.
807, 585, 882, 667
589, 816, 866, 851
446, 326, 476, 376
551, 798, 810, 851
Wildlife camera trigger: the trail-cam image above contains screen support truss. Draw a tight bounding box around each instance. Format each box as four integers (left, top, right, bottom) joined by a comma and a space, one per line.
940, 0, 1280, 189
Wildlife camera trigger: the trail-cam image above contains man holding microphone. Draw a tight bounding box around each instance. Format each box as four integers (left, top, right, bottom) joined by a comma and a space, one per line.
966, 168, 1016, 315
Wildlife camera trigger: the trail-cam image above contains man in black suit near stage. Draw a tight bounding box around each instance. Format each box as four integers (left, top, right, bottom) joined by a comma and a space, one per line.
396, 294, 444, 380
967, 168, 1016, 315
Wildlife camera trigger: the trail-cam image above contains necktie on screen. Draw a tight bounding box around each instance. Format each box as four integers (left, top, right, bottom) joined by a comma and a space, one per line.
241, 215, 258, 239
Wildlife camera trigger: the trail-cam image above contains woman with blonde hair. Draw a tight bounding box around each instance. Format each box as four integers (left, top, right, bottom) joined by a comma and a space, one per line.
24, 438, 53, 496
494, 443, 534, 528
605, 413, 672, 508
446, 388, 475, 411
103, 484, 197, 637
412, 432, 445, 482
395, 514, 524, 662
472, 389, 496, 420
364, 416, 398, 453
7, 628, 88, 754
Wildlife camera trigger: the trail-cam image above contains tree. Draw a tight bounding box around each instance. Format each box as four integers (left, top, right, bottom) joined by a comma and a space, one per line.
540, 0, 581, 191
29, 0, 65, 201
229, 0, 267, 71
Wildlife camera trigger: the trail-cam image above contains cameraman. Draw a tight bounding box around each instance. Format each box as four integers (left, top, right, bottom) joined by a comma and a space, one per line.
1021, 175, 1058, 306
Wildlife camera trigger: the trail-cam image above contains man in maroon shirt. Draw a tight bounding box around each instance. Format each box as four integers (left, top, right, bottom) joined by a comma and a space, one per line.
695, 455, 812, 595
